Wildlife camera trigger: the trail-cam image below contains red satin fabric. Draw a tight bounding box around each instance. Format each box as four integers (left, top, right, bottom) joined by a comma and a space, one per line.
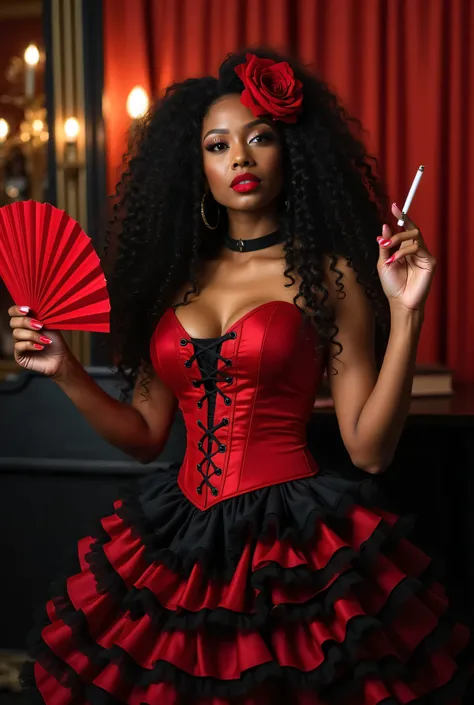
151, 302, 322, 509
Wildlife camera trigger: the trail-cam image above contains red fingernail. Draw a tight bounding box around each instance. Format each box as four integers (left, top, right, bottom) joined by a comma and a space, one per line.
33, 343, 44, 350
386, 254, 396, 264
19, 306, 30, 314
39, 336, 52, 344
30, 319, 43, 330
382, 239, 392, 247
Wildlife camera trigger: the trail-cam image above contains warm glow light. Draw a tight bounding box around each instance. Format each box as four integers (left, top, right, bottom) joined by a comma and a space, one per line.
6, 186, 20, 199
126, 86, 149, 119
32, 119, 44, 134
24, 44, 40, 66
40, 131, 49, 143
0, 118, 9, 141
20, 132, 30, 143
64, 117, 80, 141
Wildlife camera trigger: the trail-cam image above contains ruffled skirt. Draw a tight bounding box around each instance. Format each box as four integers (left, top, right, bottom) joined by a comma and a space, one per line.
21, 464, 472, 704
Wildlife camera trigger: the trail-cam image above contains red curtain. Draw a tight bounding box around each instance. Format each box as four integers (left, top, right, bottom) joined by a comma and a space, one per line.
103, 0, 474, 383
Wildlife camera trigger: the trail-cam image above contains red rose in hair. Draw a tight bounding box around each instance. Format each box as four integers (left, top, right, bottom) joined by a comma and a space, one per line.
234, 53, 303, 124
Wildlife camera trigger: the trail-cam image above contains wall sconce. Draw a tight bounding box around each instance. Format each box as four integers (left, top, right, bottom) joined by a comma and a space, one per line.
24, 43, 40, 99
63, 117, 80, 163
0, 119, 9, 144
126, 86, 149, 120
126, 86, 148, 149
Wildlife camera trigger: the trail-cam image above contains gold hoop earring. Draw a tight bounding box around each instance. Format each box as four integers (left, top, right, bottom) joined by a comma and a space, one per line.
201, 191, 220, 230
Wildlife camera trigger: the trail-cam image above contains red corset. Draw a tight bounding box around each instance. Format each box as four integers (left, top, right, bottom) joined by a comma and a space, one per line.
150, 301, 323, 510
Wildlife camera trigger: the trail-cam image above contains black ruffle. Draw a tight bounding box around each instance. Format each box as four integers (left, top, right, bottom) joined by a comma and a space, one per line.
83, 473, 419, 633
21, 607, 473, 705
20, 464, 472, 704
112, 464, 387, 581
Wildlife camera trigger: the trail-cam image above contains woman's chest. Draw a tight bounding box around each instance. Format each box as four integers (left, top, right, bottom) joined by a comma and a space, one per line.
150, 300, 322, 403
171, 257, 303, 339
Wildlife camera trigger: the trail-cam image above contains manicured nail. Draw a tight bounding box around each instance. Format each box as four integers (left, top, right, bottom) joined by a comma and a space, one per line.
381, 239, 392, 247
386, 254, 396, 264
30, 319, 43, 330
39, 336, 52, 344
33, 344, 44, 350
19, 306, 30, 314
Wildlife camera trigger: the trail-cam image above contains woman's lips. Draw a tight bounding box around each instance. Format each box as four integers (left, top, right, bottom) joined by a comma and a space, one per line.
230, 173, 261, 193
232, 180, 261, 193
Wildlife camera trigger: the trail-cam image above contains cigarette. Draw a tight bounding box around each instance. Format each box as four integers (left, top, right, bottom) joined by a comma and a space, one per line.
397, 165, 425, 226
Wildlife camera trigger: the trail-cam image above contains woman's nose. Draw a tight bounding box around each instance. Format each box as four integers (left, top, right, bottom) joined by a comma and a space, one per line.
232, 153, 255, 169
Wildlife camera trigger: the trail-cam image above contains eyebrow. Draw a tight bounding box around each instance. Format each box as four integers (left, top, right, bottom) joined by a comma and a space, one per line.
203, 119, 273, 141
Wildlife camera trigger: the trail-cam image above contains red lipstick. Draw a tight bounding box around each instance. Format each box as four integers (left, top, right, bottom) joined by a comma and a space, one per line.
230, 173, 261, 193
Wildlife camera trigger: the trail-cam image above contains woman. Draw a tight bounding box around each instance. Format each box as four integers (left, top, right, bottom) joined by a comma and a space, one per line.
9, 49, 471, 704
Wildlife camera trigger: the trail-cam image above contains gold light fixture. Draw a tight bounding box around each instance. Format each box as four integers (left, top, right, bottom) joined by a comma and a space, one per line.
64, 117, 79, 142
24, 43, 40, 99
24, 44, 40, 66
63, 117, 80, 164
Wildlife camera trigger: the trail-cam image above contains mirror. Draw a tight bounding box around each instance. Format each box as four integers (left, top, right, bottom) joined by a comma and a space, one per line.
0, 0, 47, 365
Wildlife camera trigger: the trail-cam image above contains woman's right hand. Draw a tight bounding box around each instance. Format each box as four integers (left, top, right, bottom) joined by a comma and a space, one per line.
8, 305, 72, 378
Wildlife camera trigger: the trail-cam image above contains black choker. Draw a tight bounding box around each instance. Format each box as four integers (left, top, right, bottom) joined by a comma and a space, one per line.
223, 229, 284, 253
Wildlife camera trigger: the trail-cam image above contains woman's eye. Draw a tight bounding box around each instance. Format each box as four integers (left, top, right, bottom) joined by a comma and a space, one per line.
206, 141, 227, 152
250, 132, 275, 144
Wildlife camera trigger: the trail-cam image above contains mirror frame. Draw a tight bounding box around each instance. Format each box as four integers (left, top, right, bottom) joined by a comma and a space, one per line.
0, 0, 106, 379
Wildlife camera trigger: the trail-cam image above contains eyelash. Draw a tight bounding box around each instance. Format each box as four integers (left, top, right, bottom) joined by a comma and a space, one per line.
205, 132, 275, 152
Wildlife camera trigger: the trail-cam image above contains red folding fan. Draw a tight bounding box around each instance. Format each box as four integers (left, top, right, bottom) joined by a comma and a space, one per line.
0, 200, 110, 332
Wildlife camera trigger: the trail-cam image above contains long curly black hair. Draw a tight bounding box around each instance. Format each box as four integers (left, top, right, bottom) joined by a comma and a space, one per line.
104, 47, 390, 397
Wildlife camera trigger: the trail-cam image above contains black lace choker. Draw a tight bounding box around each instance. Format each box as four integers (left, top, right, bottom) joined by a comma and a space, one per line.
223, 229, 283, 253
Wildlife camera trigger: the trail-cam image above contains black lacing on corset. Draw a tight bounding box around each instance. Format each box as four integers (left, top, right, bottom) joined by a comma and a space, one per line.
180, 331, 236, 497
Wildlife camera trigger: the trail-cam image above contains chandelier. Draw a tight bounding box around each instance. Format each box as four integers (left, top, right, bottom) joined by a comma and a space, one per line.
0, 43, 47, 148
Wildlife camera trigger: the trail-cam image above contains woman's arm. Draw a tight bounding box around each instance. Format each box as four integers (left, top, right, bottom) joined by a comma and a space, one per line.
52, 355, 178, 464
326, 205, 436, 474
326, 258, 422, 474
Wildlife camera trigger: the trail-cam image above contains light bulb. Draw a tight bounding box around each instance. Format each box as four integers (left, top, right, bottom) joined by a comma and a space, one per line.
0, 118, 9, 141
126, 86, 149, 119
64, 117, 80, 141
32, 119, 44, 134
24, 44, 40, 66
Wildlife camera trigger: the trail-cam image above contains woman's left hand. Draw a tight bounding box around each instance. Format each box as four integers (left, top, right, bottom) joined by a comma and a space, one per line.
377, 203, 436, 311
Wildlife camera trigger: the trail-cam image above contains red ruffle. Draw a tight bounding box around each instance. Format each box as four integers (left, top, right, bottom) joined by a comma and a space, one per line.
66, 504, 425, 618
61, 504, 438, 625
33, 657, 467, 705
30, 496, 471, 704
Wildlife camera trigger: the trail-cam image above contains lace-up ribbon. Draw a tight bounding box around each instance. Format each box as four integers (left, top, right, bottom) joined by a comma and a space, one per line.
181, 332, 236, 496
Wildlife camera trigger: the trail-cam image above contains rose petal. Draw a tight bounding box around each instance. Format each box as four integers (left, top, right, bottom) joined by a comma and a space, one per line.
240, 87, 268, 118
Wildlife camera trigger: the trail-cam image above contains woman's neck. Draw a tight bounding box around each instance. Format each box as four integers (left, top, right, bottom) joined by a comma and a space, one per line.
227, 208, 279, 241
